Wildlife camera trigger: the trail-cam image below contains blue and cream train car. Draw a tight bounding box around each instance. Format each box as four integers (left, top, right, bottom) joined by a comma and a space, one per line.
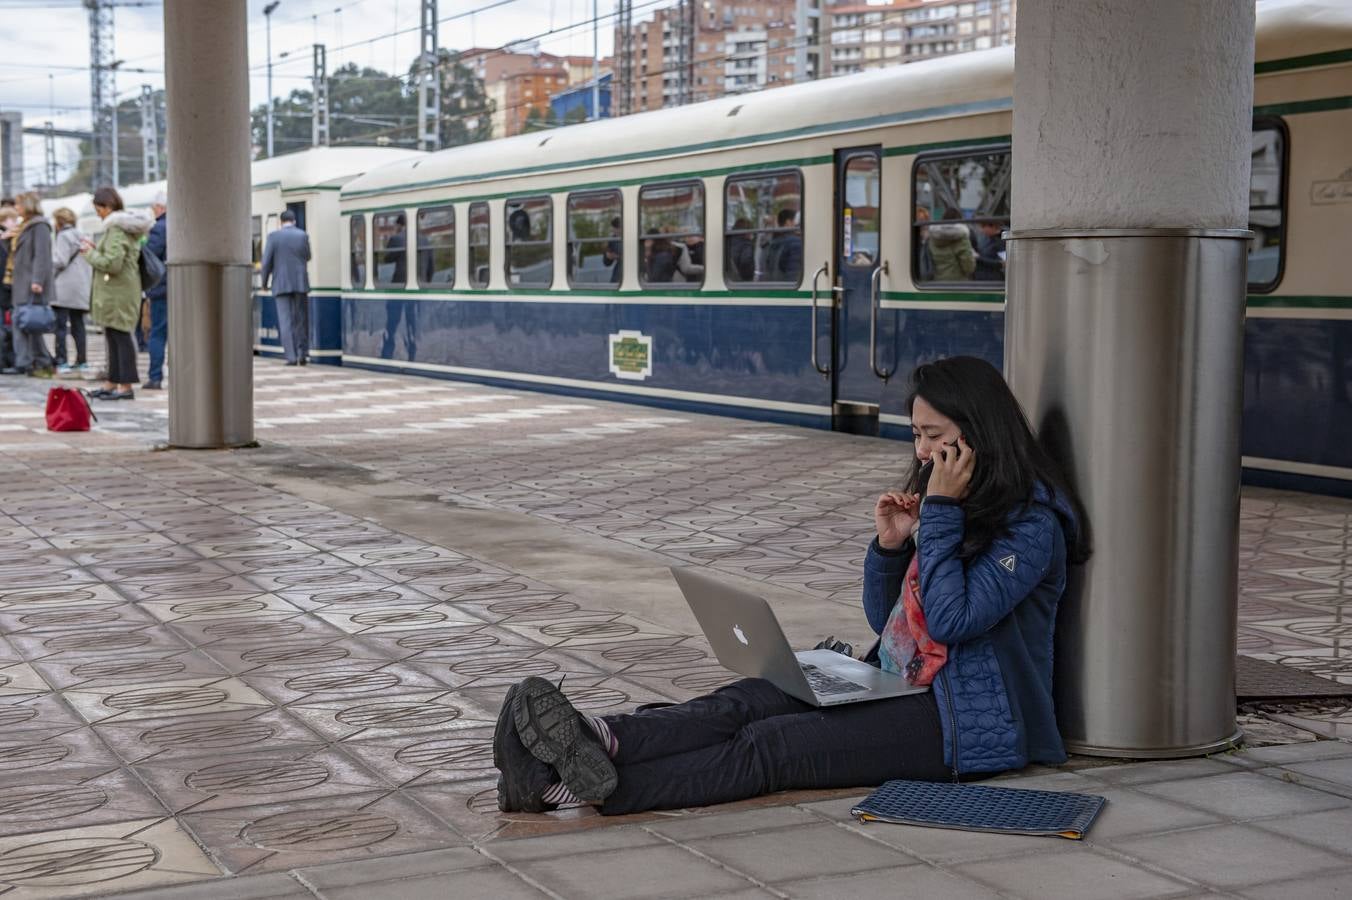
335, 0, 1351, 495
250, 147, 423, 364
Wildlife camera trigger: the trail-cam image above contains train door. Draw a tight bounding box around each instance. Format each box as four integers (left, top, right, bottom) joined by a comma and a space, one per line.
831, 146, 888, 434
285, 200, 307, 231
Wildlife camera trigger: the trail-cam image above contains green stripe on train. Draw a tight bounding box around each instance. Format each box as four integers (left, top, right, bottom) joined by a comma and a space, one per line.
1255, 48, 1352, 75
1247, 295, 1352, 310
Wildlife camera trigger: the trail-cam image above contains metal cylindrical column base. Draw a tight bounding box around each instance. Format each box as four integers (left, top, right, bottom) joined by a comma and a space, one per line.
167, 262, 255, 449
1004, 228, 1249, 758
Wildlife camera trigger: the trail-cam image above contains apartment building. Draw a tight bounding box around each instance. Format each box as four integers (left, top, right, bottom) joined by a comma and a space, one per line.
610, 0, 1015, 113
614, 0, 799, 114
826, 0, 1015, 76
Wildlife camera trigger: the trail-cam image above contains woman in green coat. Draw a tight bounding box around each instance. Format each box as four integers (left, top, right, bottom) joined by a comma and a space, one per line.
81, 186, 151, 400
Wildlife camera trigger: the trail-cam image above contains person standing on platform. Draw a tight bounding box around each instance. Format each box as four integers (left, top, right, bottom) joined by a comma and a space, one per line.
82, 186, 150, 400
6, 193, 56, 378
0, 205, 18, 374
50, 208, 93, 376
260, 209, 312, 366
142, 192, 169, 389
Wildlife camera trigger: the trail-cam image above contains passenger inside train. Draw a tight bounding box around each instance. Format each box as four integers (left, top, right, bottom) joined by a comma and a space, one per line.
493, 356, 1087, 815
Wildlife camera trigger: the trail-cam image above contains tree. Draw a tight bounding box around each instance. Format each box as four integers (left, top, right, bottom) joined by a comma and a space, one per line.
523, 106, 551, 133
434, 52, 494, 148
249, 56, 493, 157
58, 89, 167, 193
250, 63, 415, 157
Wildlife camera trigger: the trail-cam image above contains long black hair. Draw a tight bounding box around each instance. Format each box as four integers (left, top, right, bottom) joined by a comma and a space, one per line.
904, 356, 1087, 562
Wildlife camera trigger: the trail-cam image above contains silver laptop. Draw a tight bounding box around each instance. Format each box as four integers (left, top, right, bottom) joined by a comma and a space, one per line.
671, 567, 928, 707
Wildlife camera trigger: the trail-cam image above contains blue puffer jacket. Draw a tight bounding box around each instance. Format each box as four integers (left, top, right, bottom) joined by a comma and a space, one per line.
862, 482, 1076, 776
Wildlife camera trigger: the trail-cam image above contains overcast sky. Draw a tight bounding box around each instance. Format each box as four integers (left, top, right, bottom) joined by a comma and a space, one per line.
4, 0, 619, 186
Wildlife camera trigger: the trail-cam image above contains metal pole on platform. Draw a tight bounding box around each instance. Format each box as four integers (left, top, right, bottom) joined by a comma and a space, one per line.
163, 0, 254, 448
1004, 0, 1255, 757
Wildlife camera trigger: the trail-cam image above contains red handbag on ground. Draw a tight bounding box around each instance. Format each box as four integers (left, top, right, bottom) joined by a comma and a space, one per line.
46, 387, 95, 432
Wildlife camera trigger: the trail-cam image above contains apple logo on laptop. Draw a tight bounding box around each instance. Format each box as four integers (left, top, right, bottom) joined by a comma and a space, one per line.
733, 624, 749, 646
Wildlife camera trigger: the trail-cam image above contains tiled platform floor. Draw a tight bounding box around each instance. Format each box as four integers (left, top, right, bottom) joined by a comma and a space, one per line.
0, 357, 1348, 898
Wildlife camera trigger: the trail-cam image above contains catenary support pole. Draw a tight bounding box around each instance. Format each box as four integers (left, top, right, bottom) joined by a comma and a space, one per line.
1005, 0, 1255, 757
163, 0, 254, 449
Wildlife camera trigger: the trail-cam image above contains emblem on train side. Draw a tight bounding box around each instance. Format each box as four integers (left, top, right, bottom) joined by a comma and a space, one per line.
1310, 167, 1352, 205
608, 330, 653, 381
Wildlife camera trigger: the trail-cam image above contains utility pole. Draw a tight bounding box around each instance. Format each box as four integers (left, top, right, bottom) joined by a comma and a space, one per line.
43, 122, 57, 188
417, 0, 440, 151
110, 65, 120, 186
0, 113, 25, 196
265, 1, 280, 157
312, 44, 329, 147
616, 0, 633, 115
85, 0, 115, 186
140, 84, 160, 181
591, 0, 600, 120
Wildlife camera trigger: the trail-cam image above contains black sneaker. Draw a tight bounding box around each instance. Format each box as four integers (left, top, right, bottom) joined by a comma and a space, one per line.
512, 676, 617, 804
141, 380, 162, 390
494, 683, 558, 813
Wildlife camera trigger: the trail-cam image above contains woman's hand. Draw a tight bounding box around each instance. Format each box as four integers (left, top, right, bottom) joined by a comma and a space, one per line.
875, 491, 920, 550
927, 437, 975, 501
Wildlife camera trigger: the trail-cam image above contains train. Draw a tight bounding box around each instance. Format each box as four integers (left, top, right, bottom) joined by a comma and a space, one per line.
57, 0, 1352, 496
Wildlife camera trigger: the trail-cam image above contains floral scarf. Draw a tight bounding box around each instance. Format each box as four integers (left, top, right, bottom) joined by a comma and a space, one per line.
878, 554, 948, 685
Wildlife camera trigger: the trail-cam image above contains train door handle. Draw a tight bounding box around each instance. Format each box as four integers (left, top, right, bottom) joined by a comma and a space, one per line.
810, 262, 831, 377
870, 260, 896, 383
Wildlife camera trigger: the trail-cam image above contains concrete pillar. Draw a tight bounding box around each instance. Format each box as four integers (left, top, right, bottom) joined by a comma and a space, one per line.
163, 0, 254, 448
1004, 0, 1254, 756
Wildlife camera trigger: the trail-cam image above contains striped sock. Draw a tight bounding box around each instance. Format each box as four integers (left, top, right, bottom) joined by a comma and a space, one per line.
541, 782, 584, 807
583, 714, 618, 758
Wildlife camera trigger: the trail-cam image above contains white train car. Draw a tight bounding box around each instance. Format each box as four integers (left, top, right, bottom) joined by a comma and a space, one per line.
333, 0, 1352, 496
249, 147, 424, 363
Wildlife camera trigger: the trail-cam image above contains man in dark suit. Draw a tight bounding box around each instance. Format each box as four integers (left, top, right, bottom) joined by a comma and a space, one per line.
143, 192, 168, 389
260, 209, 312, 365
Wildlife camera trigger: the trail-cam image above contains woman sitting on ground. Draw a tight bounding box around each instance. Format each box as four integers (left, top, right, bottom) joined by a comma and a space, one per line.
493, 356, 1085, 815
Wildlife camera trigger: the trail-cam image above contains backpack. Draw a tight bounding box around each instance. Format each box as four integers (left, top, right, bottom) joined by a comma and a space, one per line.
46, 387, 95, 432
138, 244, 166, 291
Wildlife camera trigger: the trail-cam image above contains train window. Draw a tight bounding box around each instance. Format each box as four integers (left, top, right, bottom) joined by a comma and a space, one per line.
469, 202, 490, 289
505, 195, 553, 289
1248, 119, 1287, 293
911, 147, 1011, 287
639, 180, 705, 288
372, 211, 409, 288
349, 215, 366, 288
724, 170, 803, 287
416, 206, 455, 288
842, 154, 881, 269
567, 190, 622, 289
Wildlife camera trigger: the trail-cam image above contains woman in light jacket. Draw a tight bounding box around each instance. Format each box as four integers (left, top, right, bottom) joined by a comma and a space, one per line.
81, 186, 150, 400
5, 192, 56, 377
51, 207, 92, 376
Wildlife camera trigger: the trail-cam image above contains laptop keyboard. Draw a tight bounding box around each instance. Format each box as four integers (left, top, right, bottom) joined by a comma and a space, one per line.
800, 664, 867, 696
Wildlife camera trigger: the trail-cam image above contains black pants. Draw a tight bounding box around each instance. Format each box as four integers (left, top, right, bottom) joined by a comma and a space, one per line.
54, 308, 87, 366
0, 289, 12, 370
598, 677, 948, 815
105, 327, 138, 385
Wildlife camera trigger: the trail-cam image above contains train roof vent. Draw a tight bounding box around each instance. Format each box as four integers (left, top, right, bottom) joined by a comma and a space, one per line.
411, 160, 422, 168
539, 136, 553, 147
727, 105, 743, 117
